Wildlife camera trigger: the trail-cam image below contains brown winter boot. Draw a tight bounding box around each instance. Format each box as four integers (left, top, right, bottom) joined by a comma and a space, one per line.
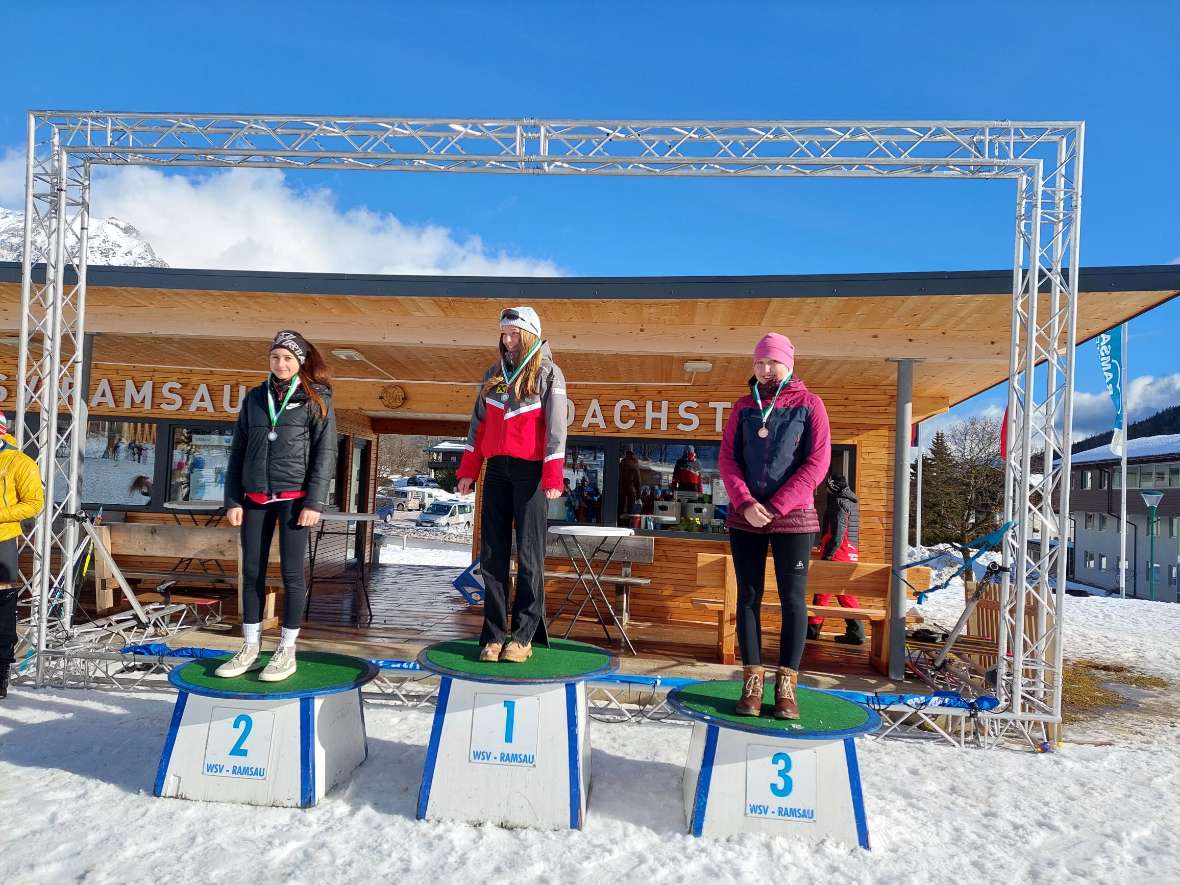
735, 666, 764, 717
773, 667, 801, 720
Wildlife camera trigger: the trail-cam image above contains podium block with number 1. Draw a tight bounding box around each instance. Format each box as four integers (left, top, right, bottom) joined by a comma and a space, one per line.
414, 639, 617, 830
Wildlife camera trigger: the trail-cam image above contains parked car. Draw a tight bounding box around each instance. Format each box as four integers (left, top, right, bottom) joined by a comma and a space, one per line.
387, 487, 438, 512
415, 501, 475, 530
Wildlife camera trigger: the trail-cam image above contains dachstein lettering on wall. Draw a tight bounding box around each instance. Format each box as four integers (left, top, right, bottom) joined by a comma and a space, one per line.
565, 398, 731, 434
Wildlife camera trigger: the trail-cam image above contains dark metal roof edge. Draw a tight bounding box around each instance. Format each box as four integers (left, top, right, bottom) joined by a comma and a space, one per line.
2, 261, 1178, 300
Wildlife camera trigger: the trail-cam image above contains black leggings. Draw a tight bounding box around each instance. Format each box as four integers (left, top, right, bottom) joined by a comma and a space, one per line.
729, 529, 812, 669
0, 539, 19, 665
479, 456, 549, 647
240, 498, 310, 629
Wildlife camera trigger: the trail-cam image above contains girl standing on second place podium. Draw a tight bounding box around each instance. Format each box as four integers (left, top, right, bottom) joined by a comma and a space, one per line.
217, 330, 337, 683
456, 306, 568, 664
719, 333, 831, 719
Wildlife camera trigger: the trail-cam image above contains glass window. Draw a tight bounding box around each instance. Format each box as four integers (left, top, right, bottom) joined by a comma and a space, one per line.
1156, 468, 1168, 487
1084, 513, 1095, 530
168, 425, 234, 504
1140, 468, 1155, 488
1099, 513, 1108, 531
1170, 564, 1178, 587
1098, 471, 1108, 490
615, 442, 725, 535
1171, 516, 1179, 539
60, 419, 158, 506
1112, 470, 1121, 489
1168, 465, 1179, 488
1100, 554, 1108, 570
1127, 467, 1140, 489
551, 444, 607, 524
1084, 551, 1094, 568
1081, 470, 1092, 489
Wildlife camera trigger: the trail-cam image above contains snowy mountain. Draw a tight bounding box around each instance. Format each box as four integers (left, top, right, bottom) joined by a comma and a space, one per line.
0, 207, 168, 268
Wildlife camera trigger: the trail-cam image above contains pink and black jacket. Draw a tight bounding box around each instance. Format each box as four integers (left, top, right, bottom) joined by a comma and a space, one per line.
456, 343, 568, 491
719, 376, 831, 534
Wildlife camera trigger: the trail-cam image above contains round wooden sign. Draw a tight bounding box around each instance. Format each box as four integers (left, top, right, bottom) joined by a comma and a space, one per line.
379, 384, 406, 409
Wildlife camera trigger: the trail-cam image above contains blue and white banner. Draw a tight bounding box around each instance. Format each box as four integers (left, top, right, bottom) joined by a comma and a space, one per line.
1097, 326, 1126, 456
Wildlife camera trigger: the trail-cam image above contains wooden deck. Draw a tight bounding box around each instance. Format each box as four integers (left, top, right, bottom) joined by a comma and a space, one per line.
183, 562, 923, 693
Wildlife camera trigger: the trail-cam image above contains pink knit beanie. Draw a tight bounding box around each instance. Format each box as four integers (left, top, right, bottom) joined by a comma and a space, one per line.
753, 333, 795, 370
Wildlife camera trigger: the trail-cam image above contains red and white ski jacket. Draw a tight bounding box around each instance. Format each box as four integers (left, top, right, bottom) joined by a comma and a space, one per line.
456, 343, 568, 491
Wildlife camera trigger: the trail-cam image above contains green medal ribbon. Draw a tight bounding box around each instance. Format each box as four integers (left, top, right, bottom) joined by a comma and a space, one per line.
499, 339, 544, 395
752, 373, 791, 428
267, 374, 301, 431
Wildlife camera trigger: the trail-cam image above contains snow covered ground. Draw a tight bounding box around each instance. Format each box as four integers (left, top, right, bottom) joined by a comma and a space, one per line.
1, 548, 1178, 883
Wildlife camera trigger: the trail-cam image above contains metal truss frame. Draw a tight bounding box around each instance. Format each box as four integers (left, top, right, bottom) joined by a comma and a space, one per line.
17, 114, 1083, 737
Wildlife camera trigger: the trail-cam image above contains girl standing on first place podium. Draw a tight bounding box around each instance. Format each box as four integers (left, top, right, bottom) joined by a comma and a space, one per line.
719, 333, 831, 719
456, 306, 568, 664
217, 331, 337, 682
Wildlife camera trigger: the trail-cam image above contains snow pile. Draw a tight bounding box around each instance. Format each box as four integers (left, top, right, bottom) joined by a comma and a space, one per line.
0, 207, 168, 267
1, 547, 1178, 883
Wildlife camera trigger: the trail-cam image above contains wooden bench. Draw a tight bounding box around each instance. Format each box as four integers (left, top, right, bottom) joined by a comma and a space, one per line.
93, 523, 284, 629
694, 552, 932, 673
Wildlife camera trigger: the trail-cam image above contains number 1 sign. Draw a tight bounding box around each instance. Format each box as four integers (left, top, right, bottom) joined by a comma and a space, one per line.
470, 693, 540, 766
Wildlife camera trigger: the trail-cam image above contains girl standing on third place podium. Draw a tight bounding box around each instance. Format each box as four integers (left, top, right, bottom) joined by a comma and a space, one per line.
456, 306, 567, 664
719, 333, 831, 719
217, 331, 337, 683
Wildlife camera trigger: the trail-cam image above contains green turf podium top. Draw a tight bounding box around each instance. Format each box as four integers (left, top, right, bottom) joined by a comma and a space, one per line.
169, 651, 379, 700
667, 680, 881, 740
417, 638, 618, 684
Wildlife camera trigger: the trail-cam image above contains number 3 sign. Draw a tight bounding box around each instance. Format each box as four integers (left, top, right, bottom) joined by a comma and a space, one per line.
744, 745, 818, 821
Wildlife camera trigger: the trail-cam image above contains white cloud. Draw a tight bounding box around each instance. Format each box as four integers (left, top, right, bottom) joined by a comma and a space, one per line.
1071, 372, 1180, 439
0, 148, 26, 208
90, 166, 563, 276
0, 153, 562, 276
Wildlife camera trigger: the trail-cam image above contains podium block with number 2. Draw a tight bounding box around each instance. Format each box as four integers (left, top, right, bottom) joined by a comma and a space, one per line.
155, 654, 377, 808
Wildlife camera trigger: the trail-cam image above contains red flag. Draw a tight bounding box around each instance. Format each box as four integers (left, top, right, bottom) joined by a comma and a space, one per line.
1000, 405, 1009, 462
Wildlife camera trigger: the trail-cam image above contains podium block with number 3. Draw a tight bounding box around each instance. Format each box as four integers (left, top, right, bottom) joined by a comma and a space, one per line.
668, 682, 879, 847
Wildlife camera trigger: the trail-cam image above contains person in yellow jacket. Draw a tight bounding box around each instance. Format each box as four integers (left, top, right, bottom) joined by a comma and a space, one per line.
0, 412, 44, 699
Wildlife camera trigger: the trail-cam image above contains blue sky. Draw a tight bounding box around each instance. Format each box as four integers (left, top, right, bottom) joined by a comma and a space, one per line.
5, 0, 1178, 437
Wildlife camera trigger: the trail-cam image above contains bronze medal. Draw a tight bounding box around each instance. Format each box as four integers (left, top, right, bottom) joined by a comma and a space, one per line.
757, 426, 769, 439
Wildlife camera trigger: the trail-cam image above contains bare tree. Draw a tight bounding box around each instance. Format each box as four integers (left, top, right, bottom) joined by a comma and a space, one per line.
944, 416, 1005, 543
377, 435, 431, 479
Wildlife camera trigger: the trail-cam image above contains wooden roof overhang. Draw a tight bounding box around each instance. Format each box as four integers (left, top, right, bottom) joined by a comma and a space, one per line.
0, 264, 1176, 431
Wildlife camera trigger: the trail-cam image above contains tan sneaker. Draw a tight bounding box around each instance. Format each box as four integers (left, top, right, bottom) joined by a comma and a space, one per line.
214, 642, 261, 678
259, 646, 298, 682
499, 640, 532, 663
735, 665, 764, 717
479, 642, 503, 662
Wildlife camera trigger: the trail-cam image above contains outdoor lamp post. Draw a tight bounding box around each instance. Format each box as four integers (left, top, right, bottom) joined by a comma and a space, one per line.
1141, 490, 1165, 601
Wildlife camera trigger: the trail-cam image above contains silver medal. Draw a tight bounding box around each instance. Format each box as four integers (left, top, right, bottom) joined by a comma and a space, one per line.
267, 430, 278, 442
757, 426, 769, 439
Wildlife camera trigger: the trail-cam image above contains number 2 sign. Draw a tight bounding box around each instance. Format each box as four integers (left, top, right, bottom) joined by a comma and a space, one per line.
203, 707, 276, 780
